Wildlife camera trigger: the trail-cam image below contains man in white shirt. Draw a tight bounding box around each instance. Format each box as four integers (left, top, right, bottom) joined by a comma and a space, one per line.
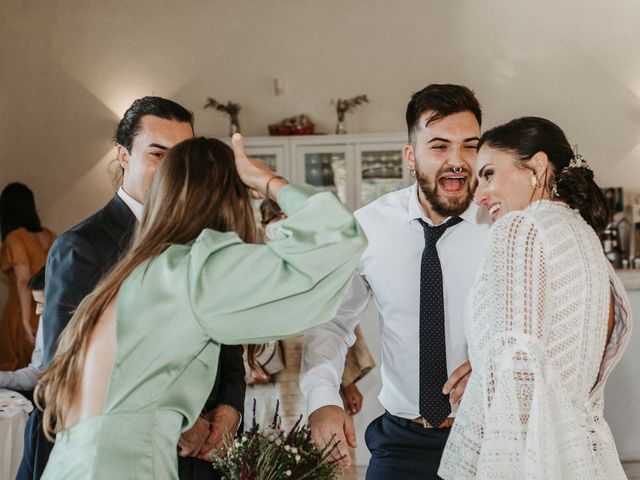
0, 267, 46, 396
301, 84, 490, 479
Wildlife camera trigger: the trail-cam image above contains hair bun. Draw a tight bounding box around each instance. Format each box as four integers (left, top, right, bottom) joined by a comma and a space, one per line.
554, 166, 609, 233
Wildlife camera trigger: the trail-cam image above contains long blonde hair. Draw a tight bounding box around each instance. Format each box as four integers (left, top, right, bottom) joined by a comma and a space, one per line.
35, 137, 256, 440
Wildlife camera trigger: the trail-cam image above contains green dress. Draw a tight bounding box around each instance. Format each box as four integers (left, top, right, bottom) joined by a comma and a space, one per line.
41, 185, 366, 480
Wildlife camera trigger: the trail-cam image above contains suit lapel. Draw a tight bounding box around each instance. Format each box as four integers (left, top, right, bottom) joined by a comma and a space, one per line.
101, 195, 137, 254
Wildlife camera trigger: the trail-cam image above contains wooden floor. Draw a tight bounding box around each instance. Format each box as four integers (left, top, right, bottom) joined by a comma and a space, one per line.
345, 462, 640, 479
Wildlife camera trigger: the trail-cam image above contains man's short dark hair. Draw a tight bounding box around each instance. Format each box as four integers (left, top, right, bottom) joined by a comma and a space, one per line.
112, 96, 194, 186
115, 96, 194, 152
28, 266, 45, 291
405, 84, 482, 143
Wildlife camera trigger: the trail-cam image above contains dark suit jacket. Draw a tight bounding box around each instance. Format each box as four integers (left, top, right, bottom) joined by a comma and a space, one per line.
40, 194, 245, 478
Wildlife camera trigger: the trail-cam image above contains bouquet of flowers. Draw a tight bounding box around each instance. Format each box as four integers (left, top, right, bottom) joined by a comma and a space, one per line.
210, 400, 342, 480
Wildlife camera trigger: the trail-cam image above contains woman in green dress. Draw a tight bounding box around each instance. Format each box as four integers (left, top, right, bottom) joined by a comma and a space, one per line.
36, 135, 367, 479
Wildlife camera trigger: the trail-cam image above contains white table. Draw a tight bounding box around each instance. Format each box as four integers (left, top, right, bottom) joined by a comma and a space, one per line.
0, 389, 32, 480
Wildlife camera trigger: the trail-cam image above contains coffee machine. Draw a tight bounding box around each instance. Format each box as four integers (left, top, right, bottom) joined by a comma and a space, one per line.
601, 187, 628, 268
632, 202, 640, 268
602, 222, 623, 268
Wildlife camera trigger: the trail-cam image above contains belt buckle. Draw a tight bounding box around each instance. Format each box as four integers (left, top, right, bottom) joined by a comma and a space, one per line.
414, 416, 453, 429
414, 417, 433, 429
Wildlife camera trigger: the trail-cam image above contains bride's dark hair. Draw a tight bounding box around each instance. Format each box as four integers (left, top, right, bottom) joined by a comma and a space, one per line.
478, 117, 610, 233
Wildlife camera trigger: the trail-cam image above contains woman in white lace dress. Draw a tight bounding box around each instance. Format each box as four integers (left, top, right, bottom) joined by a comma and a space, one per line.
439, 117, 631, 480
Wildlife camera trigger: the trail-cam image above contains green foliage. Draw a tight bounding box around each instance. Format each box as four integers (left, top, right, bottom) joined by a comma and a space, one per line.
334, 95, 369, 121
203, 98, 241, 116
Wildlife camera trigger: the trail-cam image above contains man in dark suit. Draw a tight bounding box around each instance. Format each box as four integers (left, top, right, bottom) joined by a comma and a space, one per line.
18, 96, 246, 480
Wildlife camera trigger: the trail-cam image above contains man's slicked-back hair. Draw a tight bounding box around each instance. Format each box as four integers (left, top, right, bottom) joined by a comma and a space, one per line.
111, 96, 194, 186
405, 84, 482, 143
114, 96, 194, 153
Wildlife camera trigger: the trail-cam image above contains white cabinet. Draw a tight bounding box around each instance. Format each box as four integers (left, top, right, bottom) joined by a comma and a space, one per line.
237, 133, 409, 211
240, 136, 290, 176
291, 142, 352, 206
356, 141, 409, 208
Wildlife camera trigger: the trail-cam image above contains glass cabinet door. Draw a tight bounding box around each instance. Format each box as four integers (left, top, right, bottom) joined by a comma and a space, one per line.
357, 145, 408, 207
293, 144, 352, 208
240, 142, 289, 236
251, 153, 278, 172
243, 143, 288, 176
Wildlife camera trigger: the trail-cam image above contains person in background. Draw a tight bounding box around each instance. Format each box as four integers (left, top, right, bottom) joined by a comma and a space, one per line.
0, 183, 56, 370
439, 117, 631, 479
17, 96, 246, 480
0, 266, 46, 401
35, 135, 366, 479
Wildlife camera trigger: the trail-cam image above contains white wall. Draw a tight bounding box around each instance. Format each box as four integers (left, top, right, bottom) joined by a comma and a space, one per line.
1, 0, 640, 235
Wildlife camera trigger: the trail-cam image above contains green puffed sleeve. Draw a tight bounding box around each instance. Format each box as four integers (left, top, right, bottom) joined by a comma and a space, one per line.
187, 185, 367, 345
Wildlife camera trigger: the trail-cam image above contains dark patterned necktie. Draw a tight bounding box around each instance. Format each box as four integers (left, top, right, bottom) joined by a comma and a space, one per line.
418, 216, 463, 427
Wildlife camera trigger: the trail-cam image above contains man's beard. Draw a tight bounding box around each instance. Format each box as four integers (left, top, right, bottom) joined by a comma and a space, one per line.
416, 166, 475, 218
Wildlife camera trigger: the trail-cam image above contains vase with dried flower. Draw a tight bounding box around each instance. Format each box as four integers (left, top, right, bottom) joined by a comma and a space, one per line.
333, 95, 369, 134
204, 97, 241, 137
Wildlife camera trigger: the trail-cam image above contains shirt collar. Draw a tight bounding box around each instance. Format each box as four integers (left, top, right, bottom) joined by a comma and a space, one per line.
117, 187, 144, 221
406, 181, 489, 227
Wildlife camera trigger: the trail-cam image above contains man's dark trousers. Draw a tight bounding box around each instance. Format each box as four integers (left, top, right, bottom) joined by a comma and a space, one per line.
364, 411, 451, 480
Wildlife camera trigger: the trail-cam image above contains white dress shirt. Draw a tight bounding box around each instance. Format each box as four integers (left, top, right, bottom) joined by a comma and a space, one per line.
0, 321, 43, 391
117, 187, 143, 221
301, 183, 490, 419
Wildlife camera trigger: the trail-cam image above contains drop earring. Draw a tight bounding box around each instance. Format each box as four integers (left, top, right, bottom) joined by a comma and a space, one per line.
530, 174, 539, 188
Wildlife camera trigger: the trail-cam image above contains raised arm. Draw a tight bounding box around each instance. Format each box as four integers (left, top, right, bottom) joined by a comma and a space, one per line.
188, 185, 366, 345
188, 134, 367, 345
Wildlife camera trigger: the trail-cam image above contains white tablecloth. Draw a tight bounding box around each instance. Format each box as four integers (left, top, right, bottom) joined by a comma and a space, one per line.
0, 389, 32, 480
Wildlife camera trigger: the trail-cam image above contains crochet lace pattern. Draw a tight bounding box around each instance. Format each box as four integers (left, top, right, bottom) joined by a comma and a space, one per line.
439, 201, 631, 480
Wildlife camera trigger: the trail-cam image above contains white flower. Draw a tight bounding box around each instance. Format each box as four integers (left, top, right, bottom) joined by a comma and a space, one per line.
291, 447, 298, 454
275, 439, 282, 446
285, 470, 292, 477
284, 445, 291, 452
295, 454, 301, 462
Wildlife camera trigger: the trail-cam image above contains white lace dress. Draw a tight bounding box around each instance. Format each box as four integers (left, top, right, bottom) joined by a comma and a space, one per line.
439, 200, 632, 480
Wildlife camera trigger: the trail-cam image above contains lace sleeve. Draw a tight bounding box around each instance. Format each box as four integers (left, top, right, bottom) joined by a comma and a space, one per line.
485, 213, 548, 343
456, 213, 594, 478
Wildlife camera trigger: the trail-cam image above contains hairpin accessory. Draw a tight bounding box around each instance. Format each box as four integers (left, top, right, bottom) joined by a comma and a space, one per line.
564, 144, 591, 172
